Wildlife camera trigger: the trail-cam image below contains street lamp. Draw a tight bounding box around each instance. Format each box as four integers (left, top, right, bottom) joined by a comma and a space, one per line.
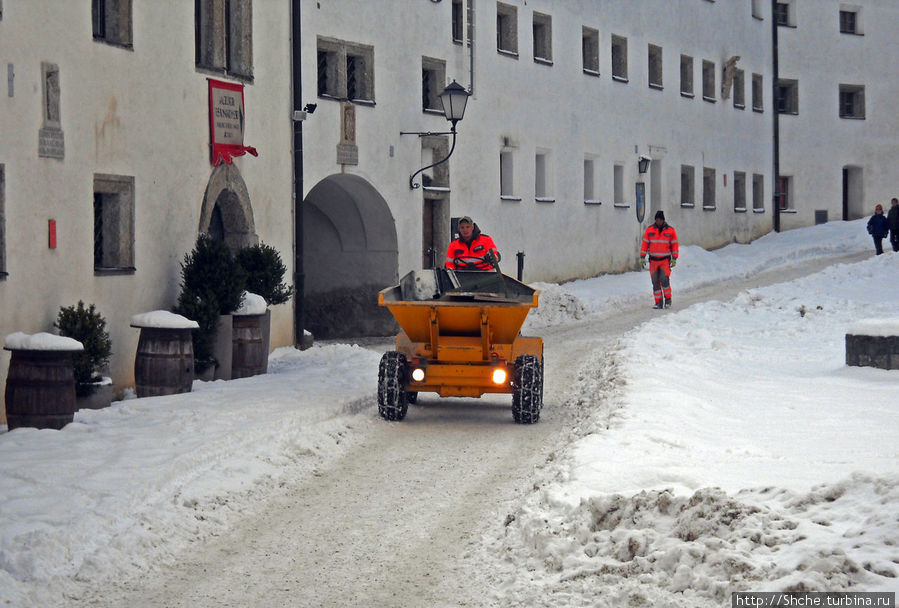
402, 80, 471, 190
638, 154, 651, 174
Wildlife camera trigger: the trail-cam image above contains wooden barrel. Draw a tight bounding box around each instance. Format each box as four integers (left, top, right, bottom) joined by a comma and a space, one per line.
134, 327, 195, 398
231, 314, 267, 379
4, 349, 77, 430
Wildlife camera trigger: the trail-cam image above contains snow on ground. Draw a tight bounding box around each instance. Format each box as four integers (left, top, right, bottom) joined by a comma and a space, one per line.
1, 218, 897, 607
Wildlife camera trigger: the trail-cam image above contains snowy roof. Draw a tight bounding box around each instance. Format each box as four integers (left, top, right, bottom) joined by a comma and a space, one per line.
130, 311, 199, 329
232, 292, 268, 316
3, 332, 84, 351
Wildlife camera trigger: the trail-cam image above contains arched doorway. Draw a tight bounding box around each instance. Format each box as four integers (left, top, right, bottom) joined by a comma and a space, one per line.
303, 174, 398, 338
199, 164, 258, 250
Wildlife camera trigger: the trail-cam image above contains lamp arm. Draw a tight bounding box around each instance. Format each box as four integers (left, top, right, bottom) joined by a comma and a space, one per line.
409, 126, 457, 190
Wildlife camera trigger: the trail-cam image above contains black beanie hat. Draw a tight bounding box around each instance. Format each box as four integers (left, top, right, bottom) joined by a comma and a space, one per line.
655, 210, 665, 221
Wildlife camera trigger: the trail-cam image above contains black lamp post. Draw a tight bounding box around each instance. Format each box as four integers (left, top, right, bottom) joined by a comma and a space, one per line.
403, 80, 471, 190
638, 155, 651, 175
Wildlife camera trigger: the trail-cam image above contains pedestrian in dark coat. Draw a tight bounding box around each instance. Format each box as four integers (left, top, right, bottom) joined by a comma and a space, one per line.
887, 198, 899, 252
867, 204, 890, 255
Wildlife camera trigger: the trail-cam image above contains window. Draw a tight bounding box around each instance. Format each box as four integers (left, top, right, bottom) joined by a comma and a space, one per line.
703, 167, 716, 209
752, 173, 765, 212
93, 174, 135, 272
584, 158, 599, 203
613, 164, 624, 205
840, 8, 861, 34
648, 44, 663, 89
533, 12, 552, 63
582, 27, 599, 74
733, 69, 745, 108
500, 150, 516, 198
422, 57, 446, 112
774, 1, 793, 26
0, 164, 5, 278
452, 0, 463, 42
734, 171, 746, 211
681, 165, 695, 206
497, 2, 518, 56
702, 60, 715, 101
776, 176, 792, 210
611, 35, 627, 81
752, 73, 764, 111
752, 0, 764, 19
317, 37, 375, 102
196, 0, 253, 80
92, 0, 133, 47
535, 150, 552, 201
680, 54, 693, 97
839, 84, 865, 119
776, 79, 798, 114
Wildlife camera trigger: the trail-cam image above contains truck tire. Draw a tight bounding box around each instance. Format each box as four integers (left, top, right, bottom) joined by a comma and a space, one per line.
512, 354, 543, 424
378, 351, 409, 421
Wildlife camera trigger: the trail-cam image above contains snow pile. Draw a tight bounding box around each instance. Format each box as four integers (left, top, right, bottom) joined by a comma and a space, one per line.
3, 332, 83, 351
129, 310, 199, 329
233, 291, 268, 316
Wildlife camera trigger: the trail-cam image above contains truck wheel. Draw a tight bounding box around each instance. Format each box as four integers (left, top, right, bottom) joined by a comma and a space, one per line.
512, 354, 543, 424
378, 351, 409, 421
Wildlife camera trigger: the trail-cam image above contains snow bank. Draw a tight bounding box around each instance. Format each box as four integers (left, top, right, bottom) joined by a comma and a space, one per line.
3, 332, 83, 351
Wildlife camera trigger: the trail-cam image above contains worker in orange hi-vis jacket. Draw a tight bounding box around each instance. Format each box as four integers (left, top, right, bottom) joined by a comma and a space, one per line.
445, 215, 501, 271
640, 210, 679, 309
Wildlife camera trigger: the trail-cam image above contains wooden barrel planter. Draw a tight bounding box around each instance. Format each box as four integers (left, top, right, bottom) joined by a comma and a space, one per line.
4, 342, 82, 431
231, 310, 269, 379
130, 311, 200, 398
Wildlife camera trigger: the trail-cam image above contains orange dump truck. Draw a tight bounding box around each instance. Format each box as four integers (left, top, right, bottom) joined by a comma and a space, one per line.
377, 268, 543, 424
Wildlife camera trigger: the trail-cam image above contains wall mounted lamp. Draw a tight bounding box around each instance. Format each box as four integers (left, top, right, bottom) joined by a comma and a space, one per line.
400, 80, 471, 190
638, 154, 651, 174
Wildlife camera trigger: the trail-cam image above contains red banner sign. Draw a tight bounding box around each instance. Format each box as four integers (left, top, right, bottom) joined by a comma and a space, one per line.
208, 79, 258, 166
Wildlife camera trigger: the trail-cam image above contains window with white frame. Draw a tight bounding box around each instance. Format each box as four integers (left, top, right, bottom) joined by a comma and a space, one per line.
702, 60, 715, 101
752, 0, 764, 19
703, 167, 716, 208
497, 2, 518, 56
582, 27, 599, 74
732, 69, 745, 108
774, 1, 794, 26
681, 165, 695, 206
611, 35, 627, 81
196, 0, 253, 80
535, 150, 553, 201
752, 72, 764, 111
648, 44, 663, 89
734, 171, 746, 211
839, 84, 865, 119
93, 0, 132, 47
680, 54, 693, 96
317, 37, 375, 102
584, 158, 599, 203
839, 7, 862, 34
452, 0, 463, 42
533, 12, 552, 63
422, 57, 446, 112
753, 173, 765, 211
613, 164, 624, 205
776, 176, 792, 210
776, 78, 798, 114
93, 174, 135, 272
500, 150, 516, 198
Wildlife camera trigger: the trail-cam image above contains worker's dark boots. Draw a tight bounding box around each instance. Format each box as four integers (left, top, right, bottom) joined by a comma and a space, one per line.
664, 298, 672, 309
653, 301, 664, 309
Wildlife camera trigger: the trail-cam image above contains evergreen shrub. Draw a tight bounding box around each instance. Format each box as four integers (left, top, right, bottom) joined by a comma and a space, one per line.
235, 242, 294, 306
54, 301, 112, 397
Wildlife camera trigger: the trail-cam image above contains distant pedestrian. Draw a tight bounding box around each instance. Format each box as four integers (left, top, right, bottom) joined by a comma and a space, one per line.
640, 210, 679, 309
867, 204, 890, 255
887, 198, 899, 253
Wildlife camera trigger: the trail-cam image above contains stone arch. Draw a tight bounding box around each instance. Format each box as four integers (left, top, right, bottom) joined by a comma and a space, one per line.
199, 163, 258, 250
303, 174, 399, 338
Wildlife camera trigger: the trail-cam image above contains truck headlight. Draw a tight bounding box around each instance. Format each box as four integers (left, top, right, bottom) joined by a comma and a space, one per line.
492, 368, 507, 384
411, 367, 426, 382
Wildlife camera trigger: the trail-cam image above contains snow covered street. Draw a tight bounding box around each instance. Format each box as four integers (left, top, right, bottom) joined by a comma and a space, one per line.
1, 219, 897, 607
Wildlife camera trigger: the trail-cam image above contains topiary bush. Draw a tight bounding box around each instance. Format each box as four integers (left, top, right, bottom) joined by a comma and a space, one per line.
173, 234, 247, 373
54, 301, 112, 397
235, 242, 294, 306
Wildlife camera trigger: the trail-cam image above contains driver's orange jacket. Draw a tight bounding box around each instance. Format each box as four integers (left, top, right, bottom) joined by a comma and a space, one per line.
445, 234, 500, 270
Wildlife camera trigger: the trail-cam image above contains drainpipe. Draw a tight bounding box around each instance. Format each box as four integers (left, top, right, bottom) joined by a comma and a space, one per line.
772, 0, 781, 233
468, 0, 475, 94
291, 0, 305, 346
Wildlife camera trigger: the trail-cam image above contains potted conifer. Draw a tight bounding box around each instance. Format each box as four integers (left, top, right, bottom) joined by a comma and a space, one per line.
54, 301, 114, 409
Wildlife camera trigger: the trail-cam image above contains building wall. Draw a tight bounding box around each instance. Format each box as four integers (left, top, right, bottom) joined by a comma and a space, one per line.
0, 1, 294, 416
777, 0, 899, 227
